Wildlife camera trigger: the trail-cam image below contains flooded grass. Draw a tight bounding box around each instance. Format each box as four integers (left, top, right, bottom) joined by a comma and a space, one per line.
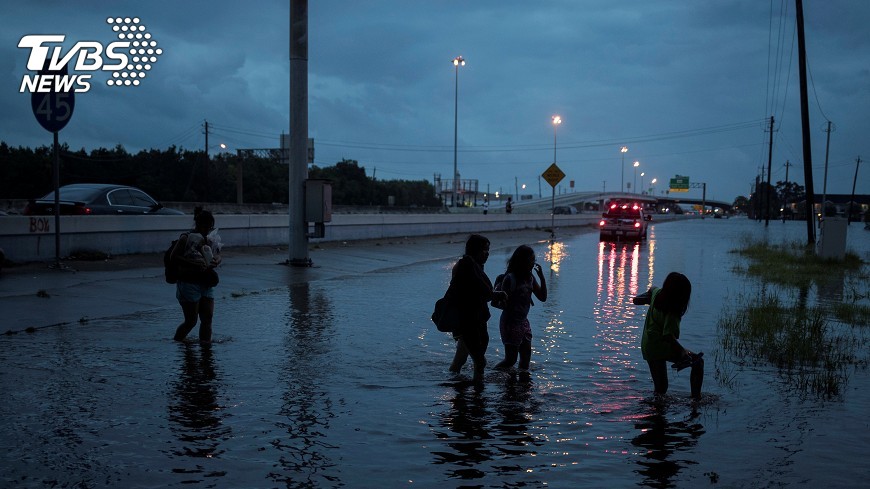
717, 292, 865, 398
729, 233, 865, 288
718, 235, 869, 398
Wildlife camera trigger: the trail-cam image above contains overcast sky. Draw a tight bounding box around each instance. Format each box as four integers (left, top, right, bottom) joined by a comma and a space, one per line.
2, 1, 867, 203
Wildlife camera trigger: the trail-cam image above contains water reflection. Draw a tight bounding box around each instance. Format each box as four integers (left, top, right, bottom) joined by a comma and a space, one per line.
269, 282, 339, 487
167, 343, 231, 469
546, 239, 568, 274
432, 375, 545, 483
433, 386, 494, 480
595, 240, 644, 327
631, 404, 705, 488
591, 236, 655, 418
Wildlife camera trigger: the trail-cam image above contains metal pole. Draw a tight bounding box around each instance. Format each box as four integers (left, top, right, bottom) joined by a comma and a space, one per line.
551, 186, 555, 238
53, 130, 60, 267
453, 62, 459, 208
702, 182, 707, 220
620, 146, 627, 195
204, 120, 209, 202
765, 116, 774, 226
289, 0, 310, 266
782, 160, 791, 220
553, 123, 559, 164
848, 157, 861, 225
821, 121, 832, 224
634, 165, 637, 194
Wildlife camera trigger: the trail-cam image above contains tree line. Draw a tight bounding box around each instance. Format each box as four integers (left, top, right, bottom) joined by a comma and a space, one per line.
0, 142, 441, 207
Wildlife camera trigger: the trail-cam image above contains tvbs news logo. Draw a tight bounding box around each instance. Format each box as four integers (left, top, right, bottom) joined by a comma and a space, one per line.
18, 17, 162, 93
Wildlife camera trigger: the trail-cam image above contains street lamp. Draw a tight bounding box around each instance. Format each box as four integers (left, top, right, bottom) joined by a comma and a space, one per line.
633, 161, 640, 193
552, 115, 562, 163
620, 146, 628, 194
452, 55, 465, 208
640, 172, 645, 195
651, 177, 657, 195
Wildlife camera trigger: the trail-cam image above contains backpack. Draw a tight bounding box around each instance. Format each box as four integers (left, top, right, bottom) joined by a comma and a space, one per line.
491, 272, 508, 309
163, 239, 180, 284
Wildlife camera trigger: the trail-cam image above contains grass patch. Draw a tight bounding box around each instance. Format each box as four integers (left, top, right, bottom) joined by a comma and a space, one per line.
729, 233, 865, 288
832, 302, 870, 326
718, 292, 865, 399
717, 234, 869, 398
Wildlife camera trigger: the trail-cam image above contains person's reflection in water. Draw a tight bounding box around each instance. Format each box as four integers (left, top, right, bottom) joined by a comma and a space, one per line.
433, 386, 494, 481
168, 343, 230, 475
631, 402, 705, 488
491, 372, 544, 476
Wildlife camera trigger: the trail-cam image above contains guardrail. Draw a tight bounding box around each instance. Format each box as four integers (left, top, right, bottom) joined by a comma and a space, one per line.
0, 213, 602, 264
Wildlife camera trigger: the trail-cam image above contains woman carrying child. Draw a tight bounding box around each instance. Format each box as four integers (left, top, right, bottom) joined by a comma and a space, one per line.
494, 245, 547, 371
171, 207, 222, 342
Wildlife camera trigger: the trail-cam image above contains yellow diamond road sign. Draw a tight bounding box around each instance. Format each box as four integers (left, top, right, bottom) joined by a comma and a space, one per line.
542, 163, 566, 188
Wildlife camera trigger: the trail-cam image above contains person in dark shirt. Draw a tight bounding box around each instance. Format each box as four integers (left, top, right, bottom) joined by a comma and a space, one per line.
448, 234, 506, 384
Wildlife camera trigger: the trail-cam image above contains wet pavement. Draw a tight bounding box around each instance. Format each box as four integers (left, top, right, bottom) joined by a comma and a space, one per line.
1, 219, 868, 488
1, 228, 572, 333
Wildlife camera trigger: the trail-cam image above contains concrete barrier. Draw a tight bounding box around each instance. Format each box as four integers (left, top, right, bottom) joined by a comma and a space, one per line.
0, 213, 600, 263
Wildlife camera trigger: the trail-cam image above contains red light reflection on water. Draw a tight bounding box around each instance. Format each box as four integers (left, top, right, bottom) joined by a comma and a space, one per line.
589, 235, 659, 422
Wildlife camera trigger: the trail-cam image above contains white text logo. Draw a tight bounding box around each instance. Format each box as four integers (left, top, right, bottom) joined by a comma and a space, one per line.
18, 17, 162, 93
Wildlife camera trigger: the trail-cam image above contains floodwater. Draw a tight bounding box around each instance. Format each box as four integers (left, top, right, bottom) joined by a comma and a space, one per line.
1, 218, 868, 488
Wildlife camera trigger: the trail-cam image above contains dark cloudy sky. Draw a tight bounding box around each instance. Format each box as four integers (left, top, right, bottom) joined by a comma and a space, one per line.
2, 1, 867, 202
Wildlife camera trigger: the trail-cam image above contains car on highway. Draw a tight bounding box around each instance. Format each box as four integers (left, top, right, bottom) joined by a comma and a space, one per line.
599, 202, 650, 241
553, 205, 579, 215
23, 183, 184, 216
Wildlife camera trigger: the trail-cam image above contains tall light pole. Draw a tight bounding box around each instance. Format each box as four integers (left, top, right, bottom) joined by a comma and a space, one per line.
640, 172, 645, 195
552, 115, 562, 163
650, 178, 657, 195
633, 161, 640, 193
452, 55, 465, 208
620, 146, 628, 194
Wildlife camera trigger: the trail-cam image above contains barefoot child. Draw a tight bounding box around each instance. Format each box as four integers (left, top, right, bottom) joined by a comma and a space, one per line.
635, 272, 704, 399
494, 245, 547, 371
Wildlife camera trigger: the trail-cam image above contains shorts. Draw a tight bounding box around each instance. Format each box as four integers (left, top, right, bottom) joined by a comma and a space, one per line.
499, 316, 532, 347
176, 281, 215, 303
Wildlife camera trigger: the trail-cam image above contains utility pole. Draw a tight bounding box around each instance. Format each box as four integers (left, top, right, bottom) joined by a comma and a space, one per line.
848, 157, 862, 225
289, 0, 311, 266
796, 0, 816, 246
820, 120, 833, 224
754, 174, 761, 221
203, 119, 209, 202
765, 116, 774, 226
783, 160, 791, 217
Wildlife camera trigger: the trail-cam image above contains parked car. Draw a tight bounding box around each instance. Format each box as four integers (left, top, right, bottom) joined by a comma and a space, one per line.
599, 202, 650, 241
553, 205, 579, 215
23, 184, 184, 216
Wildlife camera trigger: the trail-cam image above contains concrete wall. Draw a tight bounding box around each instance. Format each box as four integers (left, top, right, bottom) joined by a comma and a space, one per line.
0, 213, 599, 263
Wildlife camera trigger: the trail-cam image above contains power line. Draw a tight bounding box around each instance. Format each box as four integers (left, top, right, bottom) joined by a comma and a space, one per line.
317, 119, 766, 154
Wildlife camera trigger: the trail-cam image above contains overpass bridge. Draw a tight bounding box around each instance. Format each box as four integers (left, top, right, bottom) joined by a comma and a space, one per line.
504, 191, 732, 214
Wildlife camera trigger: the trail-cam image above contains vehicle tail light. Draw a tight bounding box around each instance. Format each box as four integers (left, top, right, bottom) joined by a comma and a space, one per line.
72, 205, 92, 215
599, 220, 606, 227
634, 221, 641, 228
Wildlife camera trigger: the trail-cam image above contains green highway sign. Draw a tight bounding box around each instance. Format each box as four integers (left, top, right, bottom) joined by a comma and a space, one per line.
669, 175, 689, 192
